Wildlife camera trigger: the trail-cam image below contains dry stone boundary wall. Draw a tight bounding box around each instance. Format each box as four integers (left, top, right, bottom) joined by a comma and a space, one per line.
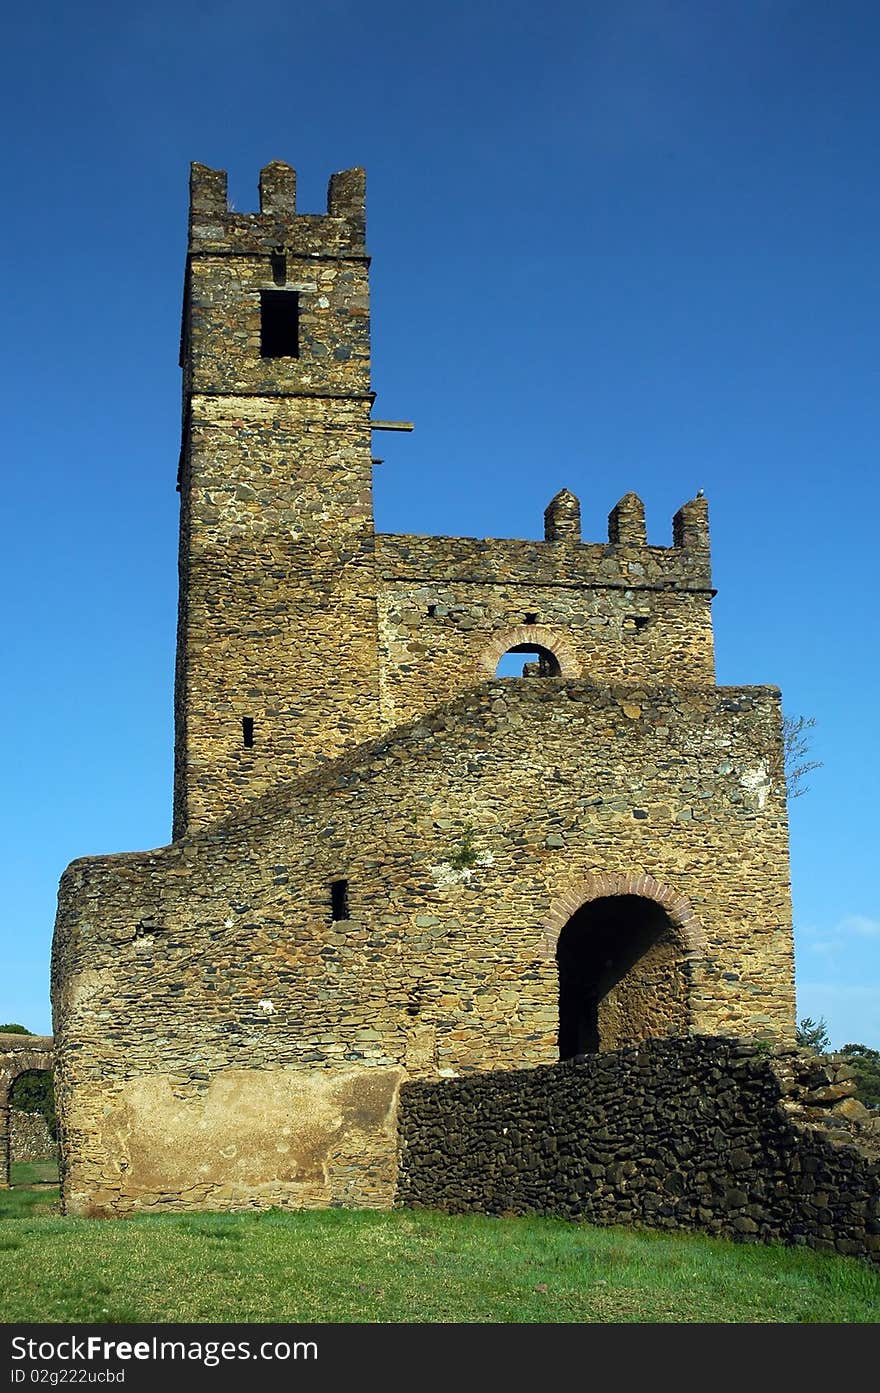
397, 1037, 880, 1263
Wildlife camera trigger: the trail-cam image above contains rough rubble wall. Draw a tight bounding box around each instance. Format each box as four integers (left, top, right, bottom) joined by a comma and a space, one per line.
375, 524, 715, 730
53, 680, 793, 1214
11, 1110, 57, 1165
597, 934, 687, 1049
183, 163, 368, 400
397, 1038, 880, 1263
174, 164, 380, 835
175, 396, 380, 833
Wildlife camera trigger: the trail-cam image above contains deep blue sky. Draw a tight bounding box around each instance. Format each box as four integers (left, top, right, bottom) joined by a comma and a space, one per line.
2, 1, 877, 1047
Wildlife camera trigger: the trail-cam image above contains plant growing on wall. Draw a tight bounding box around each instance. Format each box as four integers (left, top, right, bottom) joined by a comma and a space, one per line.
796, 1015, 831, 1052
782, 714, 822, 799
840, 1043, 880, 1108
447, 824, 480, 871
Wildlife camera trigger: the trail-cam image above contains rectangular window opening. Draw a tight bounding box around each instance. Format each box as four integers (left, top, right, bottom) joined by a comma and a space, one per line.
427, 604, 437, 617
330, 879, 350, 922
525, 612, 538, 624
260, 290, 299, 359
242, 717, 255, 748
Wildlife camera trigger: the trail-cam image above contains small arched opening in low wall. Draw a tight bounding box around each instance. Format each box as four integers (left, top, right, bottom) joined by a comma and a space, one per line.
542, 873, 704, 1058
0, 1034, 54, 1188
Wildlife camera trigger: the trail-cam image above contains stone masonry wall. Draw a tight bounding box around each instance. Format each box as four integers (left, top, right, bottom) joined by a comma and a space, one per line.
11, 1110, 58, 1165
174, 163, 380, 835
176, 394, 380, 833
397, 1038, 880, 1263
375, 519, 714, 731
174, 161, 719, 835
53, 680, 793, 1215
53, 159, 798, 1220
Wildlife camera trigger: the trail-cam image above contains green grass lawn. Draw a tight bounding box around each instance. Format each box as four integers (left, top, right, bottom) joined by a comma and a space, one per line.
0, 1188, 877, 1323
9, 1159, 59, 1186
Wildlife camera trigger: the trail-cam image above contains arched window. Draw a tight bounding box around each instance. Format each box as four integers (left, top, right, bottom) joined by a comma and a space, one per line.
494, 643, 561, 678
480, 625, 579, 680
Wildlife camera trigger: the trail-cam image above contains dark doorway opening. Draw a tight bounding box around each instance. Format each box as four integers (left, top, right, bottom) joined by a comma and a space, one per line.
556, 895, 686, 1058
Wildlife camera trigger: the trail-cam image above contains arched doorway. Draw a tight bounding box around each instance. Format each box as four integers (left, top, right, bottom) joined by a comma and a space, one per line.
556, 895, 689, 1058
0, 1033, 54, 1188
8, 1070, 57, 1186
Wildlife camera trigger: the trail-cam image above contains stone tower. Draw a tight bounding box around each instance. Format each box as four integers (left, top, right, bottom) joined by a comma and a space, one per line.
175, 162, 380, 834
51, 161, 796, 1217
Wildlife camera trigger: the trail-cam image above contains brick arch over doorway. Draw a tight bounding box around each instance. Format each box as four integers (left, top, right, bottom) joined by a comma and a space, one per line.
0, 1033, 54, 1188
541, 871, 706, 957
540, 873, 706, 1056
478, 624, 581, 679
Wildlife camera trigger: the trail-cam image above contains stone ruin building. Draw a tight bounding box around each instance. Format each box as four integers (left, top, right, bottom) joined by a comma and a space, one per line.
51, 159, 801, 1219
0, 1033, 54, 1189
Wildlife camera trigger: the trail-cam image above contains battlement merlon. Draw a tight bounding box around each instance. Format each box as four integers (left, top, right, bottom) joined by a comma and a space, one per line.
672, 494, 710, 558
188, 162, 367, 257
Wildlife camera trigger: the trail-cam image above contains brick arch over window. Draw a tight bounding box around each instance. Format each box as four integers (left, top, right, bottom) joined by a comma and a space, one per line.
0, 1034, 54, 1189
539, 871, 706, 963
479, 625, 580, 679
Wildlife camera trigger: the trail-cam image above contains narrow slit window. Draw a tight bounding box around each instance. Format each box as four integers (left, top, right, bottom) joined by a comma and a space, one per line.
242, 717, 254, 748
427, 604, 437, 617
260, 290, 299, 359
330, 879, 350, 921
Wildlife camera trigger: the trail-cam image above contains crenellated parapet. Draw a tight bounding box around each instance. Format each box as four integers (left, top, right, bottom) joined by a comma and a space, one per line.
181, 160, 371, 403
378, 490, 712, 591
188, 161, 367, 257
374, 490, 716, 724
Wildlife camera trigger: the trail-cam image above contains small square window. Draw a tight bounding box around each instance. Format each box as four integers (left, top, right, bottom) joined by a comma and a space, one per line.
260, 290, 299, 359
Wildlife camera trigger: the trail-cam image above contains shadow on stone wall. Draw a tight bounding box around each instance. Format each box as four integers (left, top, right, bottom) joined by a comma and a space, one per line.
397, 1037, 880, 1264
